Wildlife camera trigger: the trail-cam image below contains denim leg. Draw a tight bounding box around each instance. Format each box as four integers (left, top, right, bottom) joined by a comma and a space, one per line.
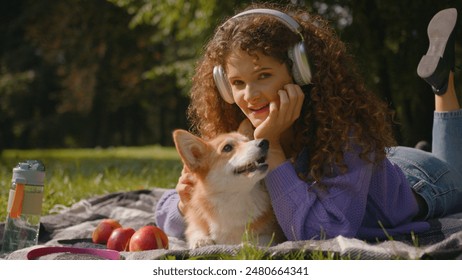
432, 109, 462, 173
388, 146, 462, 219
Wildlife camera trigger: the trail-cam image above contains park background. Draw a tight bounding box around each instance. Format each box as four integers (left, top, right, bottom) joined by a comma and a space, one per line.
1, 0, 462, 260
1, 0, 462, 151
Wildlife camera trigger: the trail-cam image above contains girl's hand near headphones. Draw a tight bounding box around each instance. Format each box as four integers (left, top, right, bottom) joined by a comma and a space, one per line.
254, 84, 304, 169
254, 84, 304, 141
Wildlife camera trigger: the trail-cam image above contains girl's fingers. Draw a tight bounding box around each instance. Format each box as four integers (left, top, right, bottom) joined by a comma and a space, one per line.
254, 101, 278, 139
291, 85, 305, 120
280, 84, 304, 122
255, 84, 304, 140
278, 89, 290, 123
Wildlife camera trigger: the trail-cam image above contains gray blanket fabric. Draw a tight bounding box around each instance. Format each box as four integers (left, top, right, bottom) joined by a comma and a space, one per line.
1, 188, 462, 260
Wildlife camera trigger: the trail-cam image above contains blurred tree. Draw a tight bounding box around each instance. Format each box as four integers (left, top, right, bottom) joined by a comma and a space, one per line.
107, 0, 248, 95
0, 0, 189, 148
331, 0, 462, 145
1, 0, 461, 149
109, 0, 462, 146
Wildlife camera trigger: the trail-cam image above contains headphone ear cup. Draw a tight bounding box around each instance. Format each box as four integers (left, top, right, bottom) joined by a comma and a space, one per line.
288, 42, 312, 85
213, 65, 235, 104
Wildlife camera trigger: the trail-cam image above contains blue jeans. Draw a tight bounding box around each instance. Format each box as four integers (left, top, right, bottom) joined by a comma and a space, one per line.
387, 109, 462, 220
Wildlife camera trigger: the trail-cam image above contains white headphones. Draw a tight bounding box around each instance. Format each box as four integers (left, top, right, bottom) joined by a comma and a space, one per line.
213, 8, 313, 104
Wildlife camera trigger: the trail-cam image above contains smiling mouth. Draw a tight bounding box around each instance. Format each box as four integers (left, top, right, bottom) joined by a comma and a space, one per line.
249, 104, 269, 112
234, 155, 268, 175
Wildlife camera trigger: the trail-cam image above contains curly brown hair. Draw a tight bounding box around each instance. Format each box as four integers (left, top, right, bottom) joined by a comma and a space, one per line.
187, 3, 396, 183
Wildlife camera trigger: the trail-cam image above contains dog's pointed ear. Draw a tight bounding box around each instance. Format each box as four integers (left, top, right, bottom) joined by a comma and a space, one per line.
237, 119, 255, 139
172, 130, 208, 171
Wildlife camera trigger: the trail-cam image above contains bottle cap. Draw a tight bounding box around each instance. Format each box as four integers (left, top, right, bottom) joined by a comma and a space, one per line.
12, 160, 46, 186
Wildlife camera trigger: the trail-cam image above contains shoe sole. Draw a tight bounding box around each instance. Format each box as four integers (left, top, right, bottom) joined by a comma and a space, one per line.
417, 8, 457, 79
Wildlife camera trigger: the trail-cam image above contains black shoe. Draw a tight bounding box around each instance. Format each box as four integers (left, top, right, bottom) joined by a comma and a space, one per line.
417, 8, 458, 95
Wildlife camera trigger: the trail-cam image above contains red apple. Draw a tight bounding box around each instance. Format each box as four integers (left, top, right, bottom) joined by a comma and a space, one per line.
129, 225, 169, 251
106, 227, 136, 251
92, 219, 122, 244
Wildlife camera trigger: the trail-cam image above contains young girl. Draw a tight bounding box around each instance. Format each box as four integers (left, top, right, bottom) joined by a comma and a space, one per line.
156, 4, 462, 242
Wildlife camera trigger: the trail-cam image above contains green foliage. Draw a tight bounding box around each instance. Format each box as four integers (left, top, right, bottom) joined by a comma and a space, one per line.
107, 0, 240, 95
110, 0, 217, 39
0, 0, 189, 148
1, 0, 462, 150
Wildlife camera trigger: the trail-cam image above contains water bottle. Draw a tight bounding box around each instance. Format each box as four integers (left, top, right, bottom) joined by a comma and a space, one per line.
1, 160, 45, 253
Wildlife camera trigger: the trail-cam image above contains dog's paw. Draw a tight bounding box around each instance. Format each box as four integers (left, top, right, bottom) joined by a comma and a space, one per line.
190, 238, 215, 249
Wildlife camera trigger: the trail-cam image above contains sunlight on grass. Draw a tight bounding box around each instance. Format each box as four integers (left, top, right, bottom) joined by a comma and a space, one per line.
0, 146, 182, 221
1, 145, 179, 160
0, 146, 419, 260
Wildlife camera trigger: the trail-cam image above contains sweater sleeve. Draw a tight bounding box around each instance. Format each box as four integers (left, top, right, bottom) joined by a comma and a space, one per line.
265, 150, 372, 240
155, 189, 186, 239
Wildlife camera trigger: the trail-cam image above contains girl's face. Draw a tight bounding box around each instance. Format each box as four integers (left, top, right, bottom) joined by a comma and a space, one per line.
225, 50, 293, 128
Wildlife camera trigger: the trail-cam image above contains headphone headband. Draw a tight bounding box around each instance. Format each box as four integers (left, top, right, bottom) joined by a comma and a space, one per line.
213, 8, 312, 104
232, 9, 304, 41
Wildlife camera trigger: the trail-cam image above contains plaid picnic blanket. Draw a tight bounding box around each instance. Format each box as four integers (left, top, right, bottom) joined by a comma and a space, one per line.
2, 188, 462, 260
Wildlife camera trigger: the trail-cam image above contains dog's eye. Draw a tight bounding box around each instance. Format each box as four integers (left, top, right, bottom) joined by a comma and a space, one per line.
222, 144, 233, 153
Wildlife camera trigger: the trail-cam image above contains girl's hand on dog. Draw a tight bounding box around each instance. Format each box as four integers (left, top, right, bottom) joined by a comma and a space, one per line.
176, 166, 195, 216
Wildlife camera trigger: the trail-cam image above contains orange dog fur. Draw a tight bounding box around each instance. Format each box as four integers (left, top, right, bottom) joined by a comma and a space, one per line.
172, 125, 284, 249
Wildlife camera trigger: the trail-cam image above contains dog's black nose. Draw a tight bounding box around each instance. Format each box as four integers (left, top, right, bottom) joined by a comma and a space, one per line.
257, 139, 269, 150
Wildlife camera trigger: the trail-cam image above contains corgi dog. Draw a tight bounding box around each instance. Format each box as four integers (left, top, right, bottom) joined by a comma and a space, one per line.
172, 124, 284, 249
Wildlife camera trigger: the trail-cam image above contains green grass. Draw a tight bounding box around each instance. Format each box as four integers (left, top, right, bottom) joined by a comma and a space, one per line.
0, 146, 183, 222
1, 147, 316, 260
0, 146, 334, 260
0, 147, 405, 260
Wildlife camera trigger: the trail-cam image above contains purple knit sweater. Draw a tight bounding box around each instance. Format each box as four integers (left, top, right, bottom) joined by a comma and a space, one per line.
155, 149, 430, 241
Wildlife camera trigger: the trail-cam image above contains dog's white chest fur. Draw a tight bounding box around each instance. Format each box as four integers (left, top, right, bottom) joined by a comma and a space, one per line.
208, 182, 270, 243
185, 180, 277, 248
